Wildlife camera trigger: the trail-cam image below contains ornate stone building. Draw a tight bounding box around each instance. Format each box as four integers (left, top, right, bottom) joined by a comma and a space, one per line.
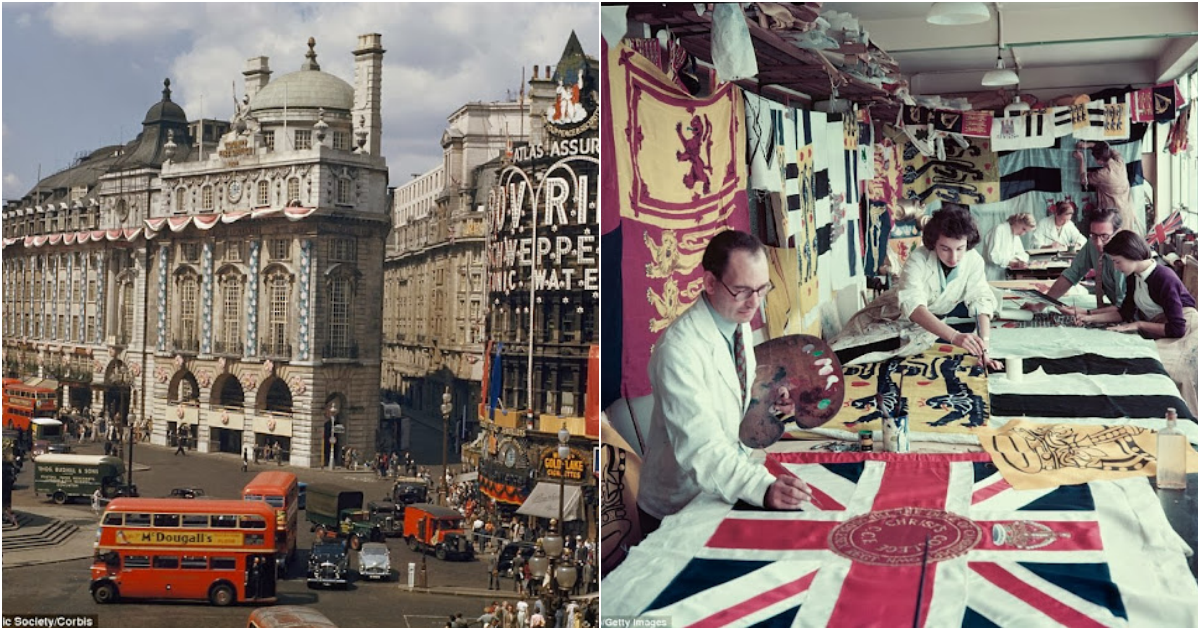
2, 34, 389, 468
382, 98, 529, 456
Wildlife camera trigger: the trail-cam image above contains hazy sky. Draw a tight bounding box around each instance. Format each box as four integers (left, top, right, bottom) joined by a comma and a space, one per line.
1, 2, 598, 201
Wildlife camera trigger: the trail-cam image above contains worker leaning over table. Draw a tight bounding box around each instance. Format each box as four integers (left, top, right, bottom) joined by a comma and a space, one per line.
1035, 206, 1129, 317
833, 203, 1001, 370
637, 230, 812, 536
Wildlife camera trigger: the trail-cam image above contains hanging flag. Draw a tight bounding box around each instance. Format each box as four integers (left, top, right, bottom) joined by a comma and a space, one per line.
607, 41, 753, 399
1147, 209, 1184, 246
487, 342, 504, 419
990, 111, 1055, 151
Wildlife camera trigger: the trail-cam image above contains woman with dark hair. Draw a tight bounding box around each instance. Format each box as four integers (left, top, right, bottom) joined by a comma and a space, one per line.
1030, 201, 1087, 250
1077, 231, 1197, 413
1075, 141, 1144, 236
835, 204, 1000, 368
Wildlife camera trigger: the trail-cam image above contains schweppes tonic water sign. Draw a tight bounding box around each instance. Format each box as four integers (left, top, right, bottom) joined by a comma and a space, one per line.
116, 530, 244, 546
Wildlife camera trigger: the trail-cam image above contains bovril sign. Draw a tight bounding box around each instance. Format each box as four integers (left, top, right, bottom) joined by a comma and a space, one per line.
540, 450, 585, 482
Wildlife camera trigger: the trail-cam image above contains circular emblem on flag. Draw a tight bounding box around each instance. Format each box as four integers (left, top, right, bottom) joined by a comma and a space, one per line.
828, 506, 982, 566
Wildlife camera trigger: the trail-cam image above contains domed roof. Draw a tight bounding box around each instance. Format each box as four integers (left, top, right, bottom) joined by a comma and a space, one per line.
250, 37, 354, 113
143, 78, 188, 125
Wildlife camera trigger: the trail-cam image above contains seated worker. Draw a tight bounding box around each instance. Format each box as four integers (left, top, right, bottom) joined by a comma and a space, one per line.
1038, 207, 1128, 316
1030, 201, 1087, 250
834, 204, 1000, 369
637, 230, 812, 536
981, 213, 1035, 281
1075, 231, 1197, 414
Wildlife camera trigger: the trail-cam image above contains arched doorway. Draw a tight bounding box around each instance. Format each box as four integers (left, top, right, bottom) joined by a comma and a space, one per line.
255, 376, 294, 463
167, 369, 201, 448
209, 373, 245, 454
102, 360, 134, 428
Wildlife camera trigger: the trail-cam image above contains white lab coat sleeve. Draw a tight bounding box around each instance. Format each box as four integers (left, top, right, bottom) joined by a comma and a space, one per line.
650, 339, 776, 508
1012, 234, 1030, 263
1030, 218, 1056, 249
983, 224, 1009, 267
962, 252, 998, 317
1065, 221, 1087, 248
896, 248, 934, 320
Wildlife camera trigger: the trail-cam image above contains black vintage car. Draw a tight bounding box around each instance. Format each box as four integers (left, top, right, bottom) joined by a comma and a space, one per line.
306, 540, 349, 588
367, 500, 403, 537
497, 541, 536, 577
391, 477, 429, 506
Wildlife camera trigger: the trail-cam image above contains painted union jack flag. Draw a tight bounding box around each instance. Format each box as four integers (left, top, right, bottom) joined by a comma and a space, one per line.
623, 452, 1196, 628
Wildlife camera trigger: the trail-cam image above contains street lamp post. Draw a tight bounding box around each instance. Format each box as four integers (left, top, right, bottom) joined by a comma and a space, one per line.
440, 386, 452, 506
326, 402, 339, 471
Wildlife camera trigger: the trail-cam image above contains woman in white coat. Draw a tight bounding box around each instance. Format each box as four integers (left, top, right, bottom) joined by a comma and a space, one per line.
835, 204, 1001, 369
1030, 201, 1087, 250
982, 213, 1036, 281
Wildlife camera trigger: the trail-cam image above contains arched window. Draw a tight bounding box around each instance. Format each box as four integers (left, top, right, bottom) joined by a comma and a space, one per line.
217, 271, 244, 355
175, 271, 200, 353
118, 279, 135, 344
263, 269, 292, 358
287, 178, 300, 205
326, 275, 353, 358
256, 180, 269, 206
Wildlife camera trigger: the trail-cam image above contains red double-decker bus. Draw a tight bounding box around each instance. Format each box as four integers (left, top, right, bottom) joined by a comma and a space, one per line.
242, 471, 299, 576
2, 380, 57, 431
90, 498, 278, 606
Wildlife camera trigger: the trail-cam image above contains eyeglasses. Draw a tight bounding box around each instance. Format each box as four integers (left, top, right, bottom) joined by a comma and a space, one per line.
1089, 232, 1115, 242
717, 277, 773, 301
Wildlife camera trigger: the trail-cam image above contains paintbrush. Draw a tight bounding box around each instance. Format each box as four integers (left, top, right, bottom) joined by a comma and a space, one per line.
913, 532, 931, 628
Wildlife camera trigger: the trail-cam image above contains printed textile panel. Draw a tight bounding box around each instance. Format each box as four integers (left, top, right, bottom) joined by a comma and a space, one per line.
863, 141, 902, 278
764, 246, 803, 338
886, 127, 1001, 206
785, 345, 989, 439
608, 42, 752, 399
979, 419, 1199, 491
627, 452, 1197, 628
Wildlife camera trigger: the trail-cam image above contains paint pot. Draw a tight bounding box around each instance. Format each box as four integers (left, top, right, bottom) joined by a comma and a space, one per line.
1007, 357, 1024, 381
882, 414, 910, 453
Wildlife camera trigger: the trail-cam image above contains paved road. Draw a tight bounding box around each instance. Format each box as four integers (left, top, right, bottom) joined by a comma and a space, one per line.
0, 439, 530, 627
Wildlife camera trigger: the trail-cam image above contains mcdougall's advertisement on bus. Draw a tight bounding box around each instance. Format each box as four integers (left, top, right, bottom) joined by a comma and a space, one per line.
115, 530, 244, 546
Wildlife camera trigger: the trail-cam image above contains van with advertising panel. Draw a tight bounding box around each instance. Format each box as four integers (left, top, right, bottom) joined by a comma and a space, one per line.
34, 454, 127, 504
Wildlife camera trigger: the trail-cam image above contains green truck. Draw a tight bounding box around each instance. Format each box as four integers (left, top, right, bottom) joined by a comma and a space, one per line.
34, 454, 126, 504
304, 484, 383, 550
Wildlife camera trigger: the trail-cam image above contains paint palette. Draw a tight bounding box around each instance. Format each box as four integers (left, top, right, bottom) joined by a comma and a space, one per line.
739, 334, 846, 449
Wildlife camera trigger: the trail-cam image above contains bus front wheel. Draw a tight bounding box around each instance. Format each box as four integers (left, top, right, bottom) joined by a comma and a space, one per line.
92, 582, 118, 604
52, 492, 67, 505
209, 583, 236, 607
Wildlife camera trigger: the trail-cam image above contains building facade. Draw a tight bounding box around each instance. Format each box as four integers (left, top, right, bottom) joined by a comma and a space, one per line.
2, 34, 389, 468
478, 33, 601, 538
382, 98, 529, 459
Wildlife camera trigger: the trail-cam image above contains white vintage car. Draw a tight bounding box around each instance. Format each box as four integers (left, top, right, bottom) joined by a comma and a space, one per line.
357, 542, 391, 581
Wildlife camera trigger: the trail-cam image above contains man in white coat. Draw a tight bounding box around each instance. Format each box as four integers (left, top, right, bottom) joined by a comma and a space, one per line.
637, 230, 812, 535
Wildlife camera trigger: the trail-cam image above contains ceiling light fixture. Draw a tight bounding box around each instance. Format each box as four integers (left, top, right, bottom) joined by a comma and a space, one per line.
926, 2, 990, 25
982, 52, 1019, 86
